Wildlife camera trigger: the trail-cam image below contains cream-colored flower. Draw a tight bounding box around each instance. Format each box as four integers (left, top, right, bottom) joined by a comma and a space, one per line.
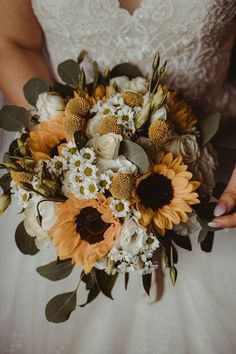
188, 143, 217, 196
86, 115, 103, 138
24, 198, 56, 250
164, 134, 200, 164
117, 213, 147, 255
150, 106, 167, 123
87, 133, 122, 159
173, 213, 200, 236
96, 155, 137, 175
110, 76, 148, 94
36, 92, 65, 122
0, 193, 11, 215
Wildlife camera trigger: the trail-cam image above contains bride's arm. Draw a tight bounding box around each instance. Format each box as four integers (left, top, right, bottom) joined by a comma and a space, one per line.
0, 0, 54, 107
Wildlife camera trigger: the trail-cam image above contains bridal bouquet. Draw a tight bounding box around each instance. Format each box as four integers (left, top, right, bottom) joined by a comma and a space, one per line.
0, 51, 222, 323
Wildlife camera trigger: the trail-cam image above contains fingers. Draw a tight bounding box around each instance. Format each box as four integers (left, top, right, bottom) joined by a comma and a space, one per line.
214, 167, 236, 217
209, 166, 236, 229
208, 212, 236, 229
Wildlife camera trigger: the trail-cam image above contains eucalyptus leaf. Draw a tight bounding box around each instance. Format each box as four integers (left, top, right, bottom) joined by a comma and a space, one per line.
194, 202, 221, 232
74, 131, 88, 151
94, 269, 118, 299
142, 273, 152, 296
110, 63, 143, 79
198, 228, 208, 243
51, 82, 74, 98
171, 233, 192, 251
23, 78, 49, 106
119, 140, 149, 174
199, 113, 221, 146
200, 231, 215, 253
45, 291, 77, 323
15, 222, 39, 255
0, 106, 29, 131
36, 259, 74, 281
57, 59, 81, 87
81, 271, 95, 290
0, 173, 11, 193
80, 284, 100, 308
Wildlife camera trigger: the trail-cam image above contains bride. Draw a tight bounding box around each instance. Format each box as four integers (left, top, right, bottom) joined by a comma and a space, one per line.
0, 1, 236, 353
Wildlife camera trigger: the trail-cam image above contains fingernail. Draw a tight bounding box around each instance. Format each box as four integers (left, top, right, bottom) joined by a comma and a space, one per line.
208, 221, 222, 228
214, 203, 227, 217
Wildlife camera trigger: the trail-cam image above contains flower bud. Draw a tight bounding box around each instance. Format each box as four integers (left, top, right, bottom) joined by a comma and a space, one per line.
0, 193, 11, 215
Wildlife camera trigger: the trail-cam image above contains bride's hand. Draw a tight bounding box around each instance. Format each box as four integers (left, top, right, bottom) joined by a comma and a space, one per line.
208, 166, 236, 228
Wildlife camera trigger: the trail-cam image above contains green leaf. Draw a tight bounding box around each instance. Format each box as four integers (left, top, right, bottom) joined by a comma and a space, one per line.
194, 202, 221, 232
57, 59, 81, 87
94, 269, 118, 299
199, 113, 221, 146
110, 63, 143, 79
142, 273, 152, 296
169, 267, 177, 286
36, 259, 74, 281
125, 272, 129, 290
0, 173, 11, 193
77, 50, 87, 64
52, 82, 74, 98
198, 228, 208, 243
80, 284, 100, 308
15, 222, 39, 255
74, 130, 88, 151
171, 233, 192, 251
119, 140, 149, 174
200, 231, 215, 253
0, 106, 29, 131
81, 271, 95, 290
45, 291, 77, 323
23, 78, 49, 106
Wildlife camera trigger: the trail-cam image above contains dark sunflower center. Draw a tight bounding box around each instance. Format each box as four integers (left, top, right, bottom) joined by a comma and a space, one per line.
75, 207, 110, 244
50, 139, 67, 158
137, 173, 174, 210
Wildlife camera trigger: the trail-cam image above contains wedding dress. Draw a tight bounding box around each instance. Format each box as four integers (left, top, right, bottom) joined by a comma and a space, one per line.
0, 1, 236, 353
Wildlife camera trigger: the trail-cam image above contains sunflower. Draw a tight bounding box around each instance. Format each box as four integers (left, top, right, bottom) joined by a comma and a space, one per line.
28, 116, 67, 160
132, 152, 200, 236
166, 90, 198, 134
48, 194, 121, 273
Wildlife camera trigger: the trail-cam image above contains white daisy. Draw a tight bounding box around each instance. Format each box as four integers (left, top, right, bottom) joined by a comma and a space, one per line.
80, 162, 98, 178
47, 156, 67, 175
110, 199, 130, 218
61, 141, 78, 158
79, 147, 96, 163
98, 174, 112, 192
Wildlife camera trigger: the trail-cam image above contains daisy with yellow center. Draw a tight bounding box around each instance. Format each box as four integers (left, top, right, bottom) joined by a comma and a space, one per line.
48, 193, 121, 273
132, 152, 200, 236
28, 116, 67, 160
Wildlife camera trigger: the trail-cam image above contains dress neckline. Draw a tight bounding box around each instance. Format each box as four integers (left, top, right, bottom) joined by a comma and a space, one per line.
116, 0, 143, 17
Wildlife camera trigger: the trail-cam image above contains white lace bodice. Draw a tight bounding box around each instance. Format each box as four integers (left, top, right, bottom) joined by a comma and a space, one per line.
31, 0, 236, 119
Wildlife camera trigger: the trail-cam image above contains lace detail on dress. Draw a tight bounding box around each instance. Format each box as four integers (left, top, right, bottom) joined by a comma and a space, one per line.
31, 0, 236, 119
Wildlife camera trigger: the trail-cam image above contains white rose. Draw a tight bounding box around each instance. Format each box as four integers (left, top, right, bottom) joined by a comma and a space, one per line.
117, 214, 147, 255
87, 133, 122, 159
36, 92, 65, 122
164, 134, 200, 164
96, 155, 138, 175
110, 76, 148, 94
173, 214, 200, 236
24, 198, 57, 250
189, 143, 218, 196
86, 115, 103, 138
